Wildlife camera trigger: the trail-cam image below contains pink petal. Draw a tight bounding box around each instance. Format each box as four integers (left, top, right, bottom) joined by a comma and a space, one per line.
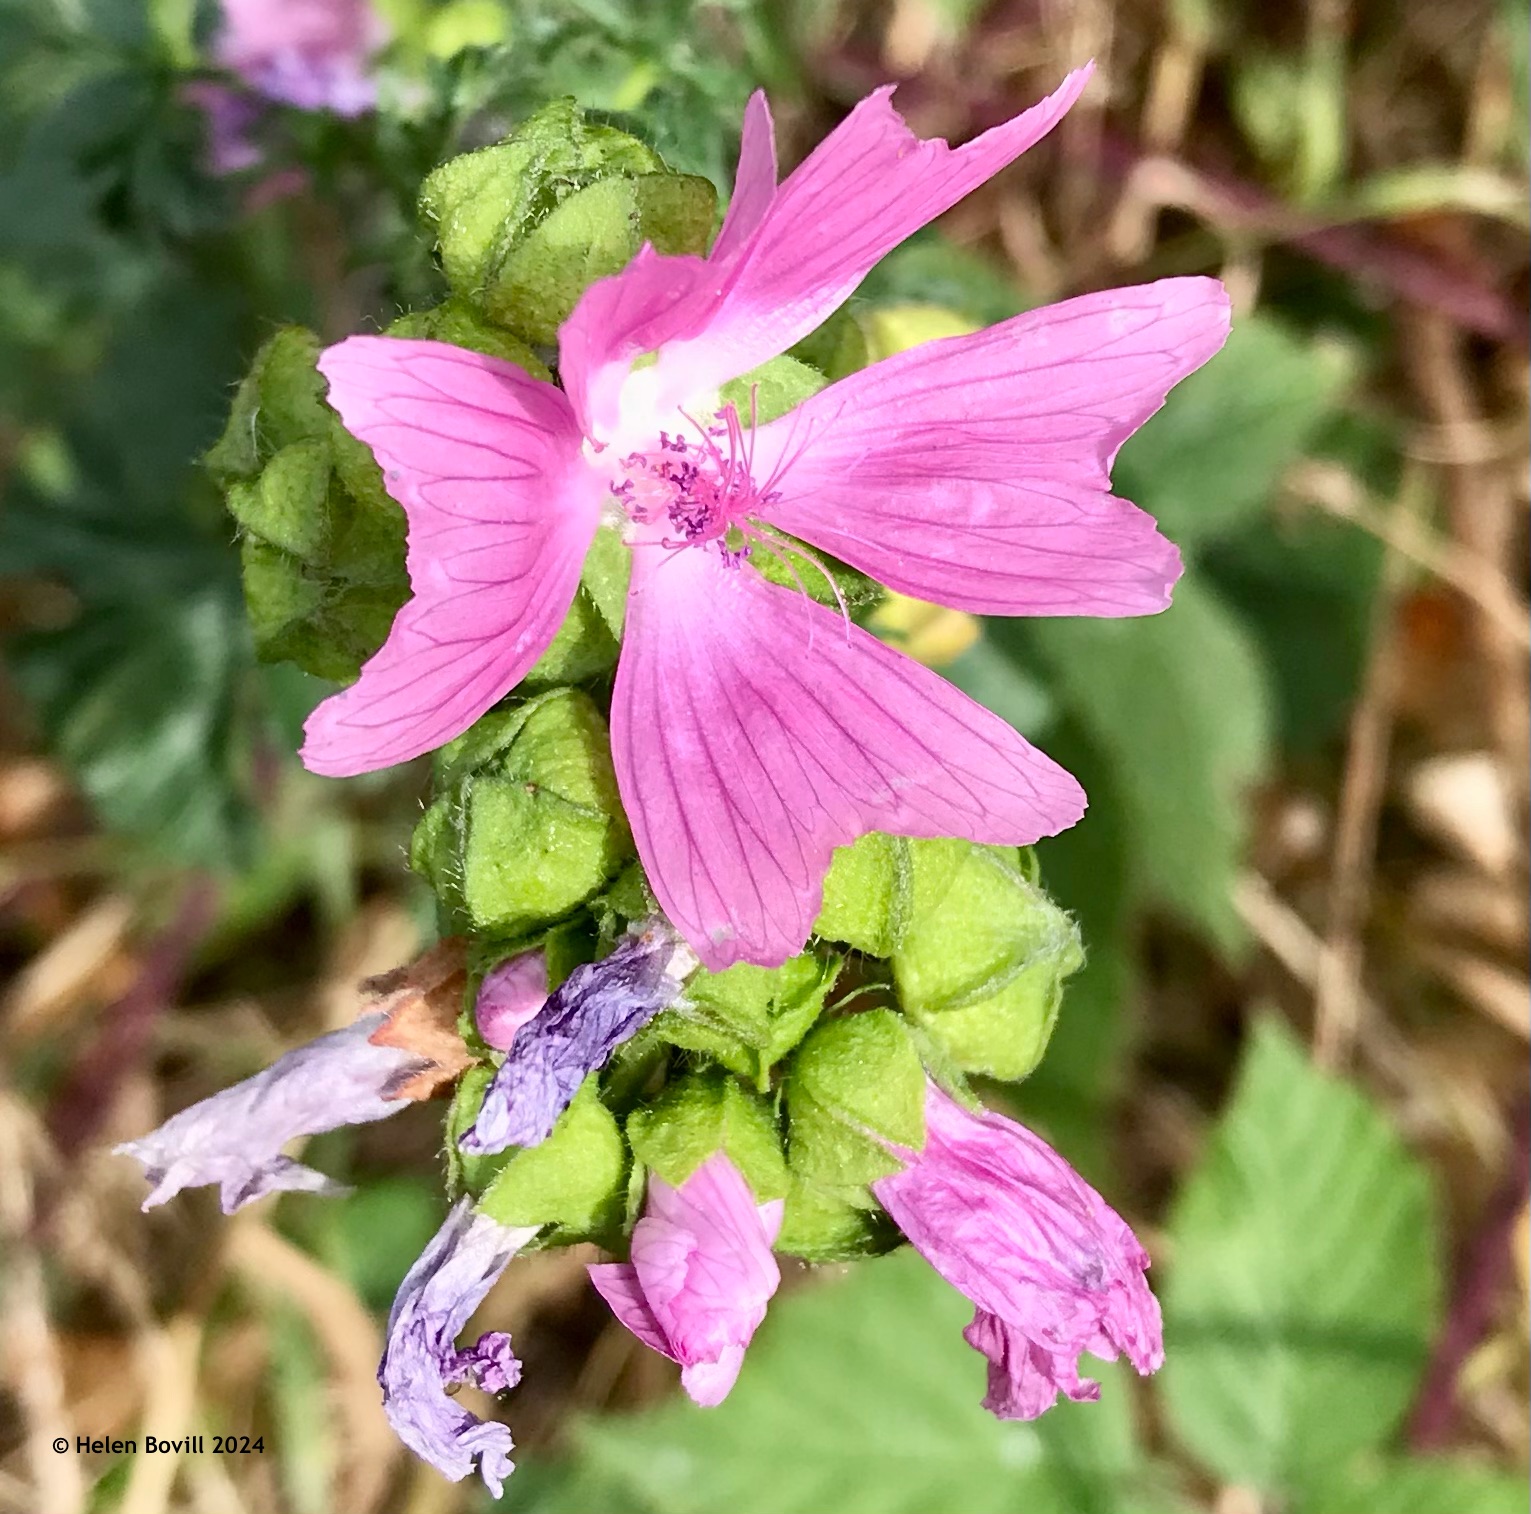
302, 338, 600, 776
586, 1262, 676, 1360
754, 278, 1231, 616
610, 549, 1085, 969
710, 91, 778, 265
560, 68, 1091, 430
680, 1345, 747, 1408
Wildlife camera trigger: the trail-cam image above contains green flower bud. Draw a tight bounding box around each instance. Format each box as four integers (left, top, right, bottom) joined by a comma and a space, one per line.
625, 1069, 788, 1203
647, 952, 839, 1089
208, 327, 410, 682
786, 1009, 924, 1195
788, 306, 870, 383
814, 832, 911, 956
892, 839, 1083, 1081
476, 1077, 627, 1244
385, 297, 550, 379
445, 1063, 501, 1196
410, 689, 632, 937
419, 99, 717, 346
776, 1174, 900, 1263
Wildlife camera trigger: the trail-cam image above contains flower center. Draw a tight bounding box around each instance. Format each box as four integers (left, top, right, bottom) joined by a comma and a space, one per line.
605, 404, 777, 562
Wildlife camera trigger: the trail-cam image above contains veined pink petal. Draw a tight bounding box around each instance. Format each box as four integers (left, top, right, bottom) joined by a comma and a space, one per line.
680, 1347, 747, 1408
754, 278, 1231, 616
587, 1262, 674, 1358
610, 548, 1085, 969
560, 68, 1090, 431
710, 91, 778, 265
302, 338, 600, 776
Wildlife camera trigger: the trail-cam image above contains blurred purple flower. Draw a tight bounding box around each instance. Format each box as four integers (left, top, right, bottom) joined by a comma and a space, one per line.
872, 1081, 1163, 1419
379, 1199, 539, 1496
215, 0, 386, 115
460, 922, 696, 1155
114, 1013, 424, 1213
473, 950, 549, 1053
589, 1153, 783, 1406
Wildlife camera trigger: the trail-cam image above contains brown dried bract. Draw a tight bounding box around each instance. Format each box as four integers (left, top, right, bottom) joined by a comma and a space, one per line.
360, 938, 476, 1101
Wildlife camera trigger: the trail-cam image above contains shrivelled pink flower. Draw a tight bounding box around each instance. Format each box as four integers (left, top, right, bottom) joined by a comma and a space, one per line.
114, 1013, 425, 1214
872, 1082, 1163, 1420
379, 1199, 539, 1496
473, 949, 549, 1052
588, 1153, 784, 1406
214, 0, 386, 116
302, 64, 1232, 970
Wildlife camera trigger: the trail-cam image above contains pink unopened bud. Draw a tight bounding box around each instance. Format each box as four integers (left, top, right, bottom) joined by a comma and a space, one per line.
873, 1081, 1163, 1419
588, 1153, 784, 1406
473, 950, 549, 1052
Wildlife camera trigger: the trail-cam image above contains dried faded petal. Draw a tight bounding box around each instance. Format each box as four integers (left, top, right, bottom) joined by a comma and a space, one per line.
115, 1014, 425, 1214
362, 937, 474, 1101
460, 920, 694, 1155
379, 1199, 539, 1495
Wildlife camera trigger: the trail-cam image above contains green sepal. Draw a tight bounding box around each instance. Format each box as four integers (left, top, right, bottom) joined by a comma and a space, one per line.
814, 832, 912, 956
625, 1069, 789, 1203
410, 689, 632, 936
786, 1009, 925, 1193
746, 533, 883, 617
385, 297, 550, 378
521, 527, 630, 689
775, 1174, 901, 1262
476, 1077, 628, 1245
788, 306, 870, 382
719, 354, 827, 427
892, 839, 1083, 1081
647, 952, 839, 1089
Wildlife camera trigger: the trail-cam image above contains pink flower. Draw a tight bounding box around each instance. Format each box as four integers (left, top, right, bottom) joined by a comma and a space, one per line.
302, 65, 1232, 969
588, 1154, 784, 1406
872, 1082, 1163, 1420
214, 0, 386, 116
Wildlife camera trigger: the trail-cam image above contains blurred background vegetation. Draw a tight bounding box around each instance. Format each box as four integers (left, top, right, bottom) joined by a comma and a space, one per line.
0, 1, 1526, 1511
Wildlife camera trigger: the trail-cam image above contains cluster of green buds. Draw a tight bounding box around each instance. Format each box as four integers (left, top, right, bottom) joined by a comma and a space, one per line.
204, 100, 1084, 1262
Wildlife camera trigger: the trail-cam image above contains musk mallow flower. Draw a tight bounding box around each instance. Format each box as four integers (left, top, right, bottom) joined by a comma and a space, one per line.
214, 0, 386, 117
872, 1081, 1163, 1420
302, 64, 1232, 970
379, 1198, 539, 1496
115, 1013, 427, 1214
461, 920, 696, 1155
588, 1153, 784, 1406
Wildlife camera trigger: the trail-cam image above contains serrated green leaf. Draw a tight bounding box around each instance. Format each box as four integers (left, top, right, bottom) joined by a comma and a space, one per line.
1160, 1019, 1442, 1490
575, 1250, 1162, 1514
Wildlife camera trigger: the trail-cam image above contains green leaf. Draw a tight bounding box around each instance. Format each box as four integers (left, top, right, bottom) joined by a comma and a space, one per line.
1008, 573, 1273, 955
1160, 1019, 1442, 1490
1114, 314, 1357, 550
575, 1249, 1164, 1514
